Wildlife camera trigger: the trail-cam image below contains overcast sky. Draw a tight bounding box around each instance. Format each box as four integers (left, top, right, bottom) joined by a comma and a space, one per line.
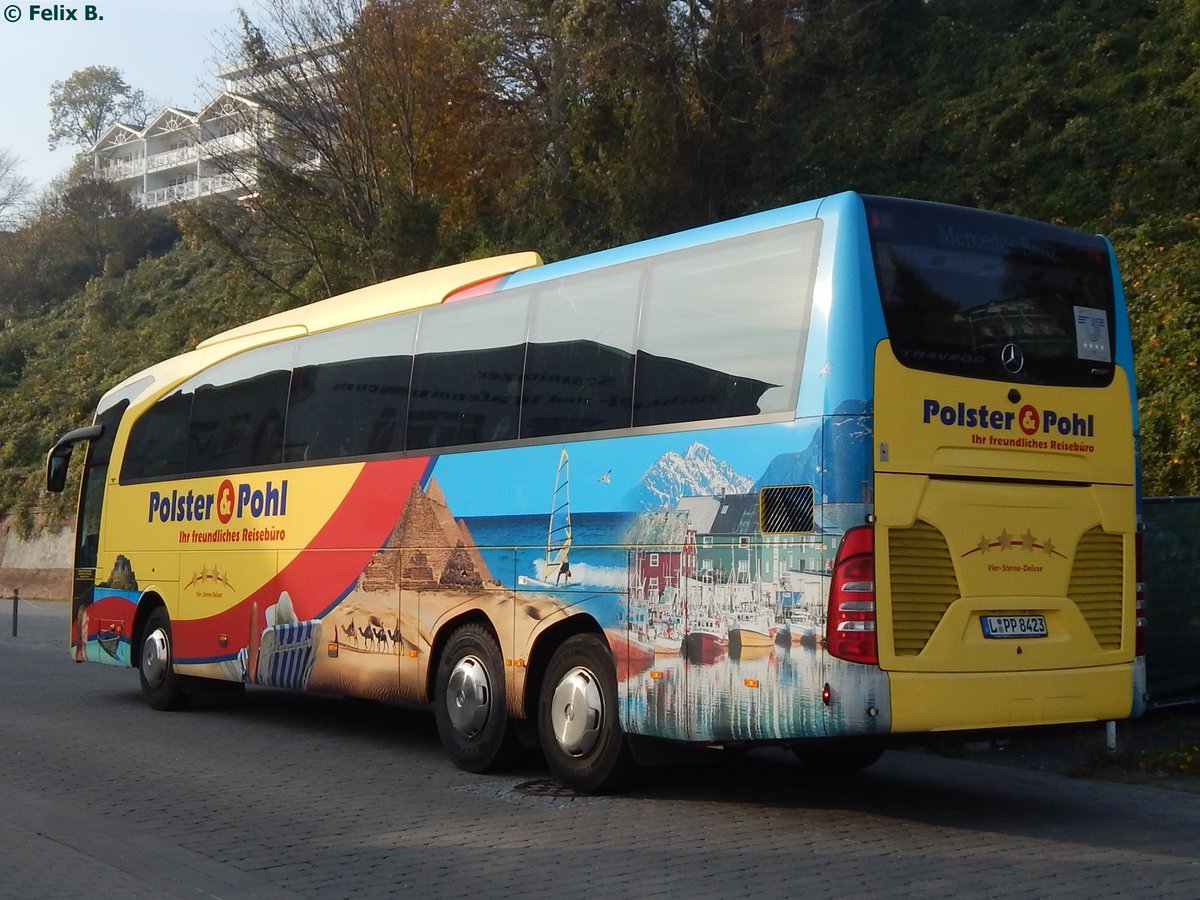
0, 0, 264, 197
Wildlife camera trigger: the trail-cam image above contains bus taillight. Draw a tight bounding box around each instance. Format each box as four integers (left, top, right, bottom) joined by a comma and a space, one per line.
827, 525, 878, 665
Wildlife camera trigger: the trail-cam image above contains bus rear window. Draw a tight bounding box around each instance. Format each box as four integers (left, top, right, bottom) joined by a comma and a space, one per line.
864, 196, 1117, 387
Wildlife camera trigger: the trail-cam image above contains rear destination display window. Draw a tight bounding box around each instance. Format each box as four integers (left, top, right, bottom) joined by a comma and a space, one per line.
865, 195, 1117, 387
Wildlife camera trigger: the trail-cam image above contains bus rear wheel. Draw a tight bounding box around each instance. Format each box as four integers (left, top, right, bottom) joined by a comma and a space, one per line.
433, 623, 520, 773
538, 633, 633, 794
138, 607, 191, 711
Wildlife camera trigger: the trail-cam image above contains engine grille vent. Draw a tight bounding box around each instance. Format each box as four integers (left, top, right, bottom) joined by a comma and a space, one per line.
1068, 528, 1124, 650
888, 520, 960, 656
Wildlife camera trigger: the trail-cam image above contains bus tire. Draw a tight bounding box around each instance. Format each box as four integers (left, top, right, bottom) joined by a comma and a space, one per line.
433, 623, 520, 773
538, 633, 633, 794
138, 607, 191, 711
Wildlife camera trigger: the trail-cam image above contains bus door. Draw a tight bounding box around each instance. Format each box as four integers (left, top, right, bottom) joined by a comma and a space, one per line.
47, 400, 128, 661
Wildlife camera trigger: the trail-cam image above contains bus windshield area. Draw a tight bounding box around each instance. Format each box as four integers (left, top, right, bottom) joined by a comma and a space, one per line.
865, 195, 1116, 387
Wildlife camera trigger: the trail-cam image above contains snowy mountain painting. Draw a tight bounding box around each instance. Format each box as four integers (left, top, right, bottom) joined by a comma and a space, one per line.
755, 407, 872, 503
630, 442, 754, 510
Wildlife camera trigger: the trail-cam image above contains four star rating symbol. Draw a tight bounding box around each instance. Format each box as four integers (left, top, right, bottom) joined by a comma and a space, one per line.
968, 528, 1062, 558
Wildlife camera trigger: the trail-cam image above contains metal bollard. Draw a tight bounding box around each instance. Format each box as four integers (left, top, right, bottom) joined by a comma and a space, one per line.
10, 587, 17, 637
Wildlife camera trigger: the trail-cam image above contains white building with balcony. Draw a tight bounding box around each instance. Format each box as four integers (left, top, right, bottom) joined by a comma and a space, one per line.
88, 93, 263, 209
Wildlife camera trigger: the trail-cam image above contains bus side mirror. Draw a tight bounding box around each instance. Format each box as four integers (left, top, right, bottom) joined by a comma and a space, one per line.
45, 424, 104, 493
46, 450, 71, 493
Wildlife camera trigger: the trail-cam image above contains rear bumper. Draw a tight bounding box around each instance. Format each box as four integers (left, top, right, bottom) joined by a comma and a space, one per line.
887, 664, 1135, 732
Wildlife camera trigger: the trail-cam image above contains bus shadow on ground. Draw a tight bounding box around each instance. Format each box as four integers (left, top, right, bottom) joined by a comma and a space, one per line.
102, 672, 1199, 857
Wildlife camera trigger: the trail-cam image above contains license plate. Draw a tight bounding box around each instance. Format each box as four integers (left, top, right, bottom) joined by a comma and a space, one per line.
981, 615, 1048, 639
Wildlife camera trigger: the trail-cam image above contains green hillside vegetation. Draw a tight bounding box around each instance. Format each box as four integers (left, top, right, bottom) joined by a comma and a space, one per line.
0, 226, 290, 529
3, 0, 1200, 531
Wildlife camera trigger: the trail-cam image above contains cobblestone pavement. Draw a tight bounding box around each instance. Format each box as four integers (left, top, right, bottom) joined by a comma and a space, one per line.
3, 600, 1199, 899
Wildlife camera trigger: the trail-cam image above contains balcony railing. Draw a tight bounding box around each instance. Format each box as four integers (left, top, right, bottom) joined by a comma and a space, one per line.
137, 173, 246, 208
199, 173, 243, 196
201, 130, 258, 156
146, 145, 201, 173
97, 158, 145, 181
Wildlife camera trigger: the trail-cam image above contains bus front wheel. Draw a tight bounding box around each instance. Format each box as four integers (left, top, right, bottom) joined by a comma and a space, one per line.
538, 633, 633, 794
433, 623, 520, 773
138, 607, 191, 711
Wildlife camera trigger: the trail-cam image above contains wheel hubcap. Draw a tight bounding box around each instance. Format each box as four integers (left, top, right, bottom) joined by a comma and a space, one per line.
550, 666, 603, 757
142, 627, 170, 689
446, 655, 490, 738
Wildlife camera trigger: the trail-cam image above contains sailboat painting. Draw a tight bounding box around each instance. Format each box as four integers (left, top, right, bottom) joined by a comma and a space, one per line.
518, 448, 573, 587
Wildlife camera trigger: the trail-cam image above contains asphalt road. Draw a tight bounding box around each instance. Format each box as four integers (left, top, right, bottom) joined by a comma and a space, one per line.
3, 599, 1199, 899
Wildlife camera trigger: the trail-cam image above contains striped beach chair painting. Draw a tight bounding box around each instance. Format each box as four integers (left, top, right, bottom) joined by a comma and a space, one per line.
228, 592, 322, 690
255, 619, 322, 690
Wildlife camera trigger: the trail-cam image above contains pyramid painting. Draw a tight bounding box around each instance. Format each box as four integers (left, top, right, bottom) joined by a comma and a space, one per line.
358, 478, 494, 592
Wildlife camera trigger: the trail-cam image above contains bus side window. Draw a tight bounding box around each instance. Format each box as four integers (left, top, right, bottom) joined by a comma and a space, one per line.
635, 223, 818, 426
285, 319, 415, 462
178, 343, 294, 475
189, 369, 290, 473
408, 292, 528, 451
409, 346, 515, 450
523, 267, 639, 439
122, 390, 190, 480
286, 356, 410, 461
521, 340, 635, 438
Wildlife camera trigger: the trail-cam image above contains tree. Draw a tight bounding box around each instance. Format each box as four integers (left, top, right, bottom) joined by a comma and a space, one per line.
0, 174, 178, 319
1118, 215, 1200, 496
47, 65, 153, 151
494, 0, 698, 251
199, 0, 507, 296
0, 148, 31, 228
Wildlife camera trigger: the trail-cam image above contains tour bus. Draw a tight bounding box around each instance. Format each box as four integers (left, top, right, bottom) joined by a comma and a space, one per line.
47, 192, 1143, 792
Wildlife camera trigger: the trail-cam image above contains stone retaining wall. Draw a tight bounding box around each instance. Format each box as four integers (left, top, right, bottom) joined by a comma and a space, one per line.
0, 521, 72, 600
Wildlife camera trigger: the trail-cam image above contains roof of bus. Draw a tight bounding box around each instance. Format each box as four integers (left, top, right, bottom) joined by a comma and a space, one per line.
98, 252, 544, 411
500, 194, 838, 290
198, 251, 544, 348
196, 192, 844, 352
